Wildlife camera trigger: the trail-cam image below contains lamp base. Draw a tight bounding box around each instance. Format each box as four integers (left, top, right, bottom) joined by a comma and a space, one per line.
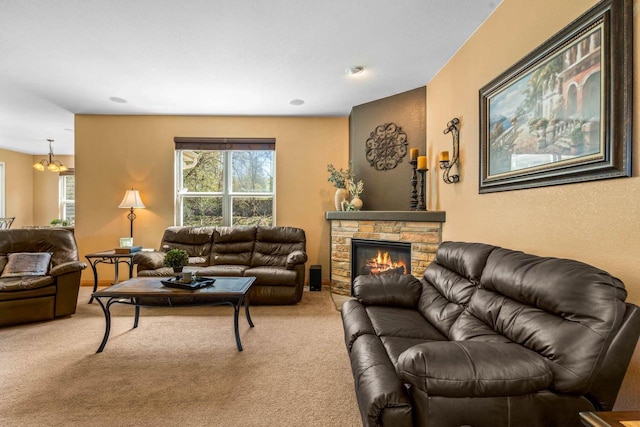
127, 208, 136, 238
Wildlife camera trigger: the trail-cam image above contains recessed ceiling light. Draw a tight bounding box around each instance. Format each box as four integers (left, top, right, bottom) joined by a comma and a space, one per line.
109, 96, 128, 104
289, 99, 305, 106
346, 66, 364, 76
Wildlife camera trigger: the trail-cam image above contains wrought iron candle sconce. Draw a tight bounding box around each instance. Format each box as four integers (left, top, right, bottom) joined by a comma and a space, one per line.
439, 118, 460, 184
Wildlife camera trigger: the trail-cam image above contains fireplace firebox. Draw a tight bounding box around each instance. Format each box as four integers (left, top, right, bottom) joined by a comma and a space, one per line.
351, 239, 411, 293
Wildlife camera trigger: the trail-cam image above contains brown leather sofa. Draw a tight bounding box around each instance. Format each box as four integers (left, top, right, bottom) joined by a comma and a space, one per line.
134, 225, 308, 304
342, 241, 640, 427
0, 228, 87, 327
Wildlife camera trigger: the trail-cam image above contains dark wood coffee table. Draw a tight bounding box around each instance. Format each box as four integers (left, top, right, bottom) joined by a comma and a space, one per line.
91, 276, 255, 353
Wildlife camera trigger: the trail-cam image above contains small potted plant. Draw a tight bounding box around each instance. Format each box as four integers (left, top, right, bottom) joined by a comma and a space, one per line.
163, 249, 189, 274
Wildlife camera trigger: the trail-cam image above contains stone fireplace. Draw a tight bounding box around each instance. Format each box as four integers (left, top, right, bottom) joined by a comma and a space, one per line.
326, 211, 445, 296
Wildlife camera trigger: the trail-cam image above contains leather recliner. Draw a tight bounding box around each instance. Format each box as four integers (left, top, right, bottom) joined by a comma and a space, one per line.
342, 241, 640, 426
0, 228, 87, 327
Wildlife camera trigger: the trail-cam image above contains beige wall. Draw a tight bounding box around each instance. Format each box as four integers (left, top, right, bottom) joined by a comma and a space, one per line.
425, 0, 639, 410
0, 148, 34, 227
74, 115, 348, 283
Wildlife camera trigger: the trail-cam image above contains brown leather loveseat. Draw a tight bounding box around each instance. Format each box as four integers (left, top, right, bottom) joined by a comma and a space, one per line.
342, 241, 640, 426
135, 225, 308, 304
0, 228, 87, 327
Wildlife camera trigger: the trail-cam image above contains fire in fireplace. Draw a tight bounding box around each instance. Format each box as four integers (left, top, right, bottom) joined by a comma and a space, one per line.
364, 250, 407, 275
351, 239, 411, 285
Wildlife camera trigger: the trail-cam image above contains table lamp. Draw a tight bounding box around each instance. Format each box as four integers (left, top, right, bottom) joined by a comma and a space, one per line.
118, 189, 145, 239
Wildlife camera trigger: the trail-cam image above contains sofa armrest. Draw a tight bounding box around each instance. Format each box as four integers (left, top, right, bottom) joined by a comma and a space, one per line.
286, 250, 307, 269
397, 341, 552, 397
341, 299, 376, 352
353, 274, 422, 308
50, 261, 87, 277
134, 251, 166, 271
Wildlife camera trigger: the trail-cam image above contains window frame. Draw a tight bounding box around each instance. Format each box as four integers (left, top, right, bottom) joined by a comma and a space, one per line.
174, 144, 276, 227
58, 171, 75, 221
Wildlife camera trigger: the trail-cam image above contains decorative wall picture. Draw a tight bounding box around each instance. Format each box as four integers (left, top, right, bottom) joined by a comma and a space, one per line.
479, 0, 631, 193
365, 123, 408, 171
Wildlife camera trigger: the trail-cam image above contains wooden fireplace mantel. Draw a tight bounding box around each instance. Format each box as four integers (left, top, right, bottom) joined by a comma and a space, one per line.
325, 210, 445, 222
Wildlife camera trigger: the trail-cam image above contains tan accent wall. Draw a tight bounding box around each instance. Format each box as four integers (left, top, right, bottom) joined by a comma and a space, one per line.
0, 148, 34, 227
32, 154, 74, 226
74, 115, 348, 284
425, 0, 639, 410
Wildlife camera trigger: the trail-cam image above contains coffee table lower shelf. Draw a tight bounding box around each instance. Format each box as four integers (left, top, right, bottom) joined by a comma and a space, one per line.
91, 276, 256, 353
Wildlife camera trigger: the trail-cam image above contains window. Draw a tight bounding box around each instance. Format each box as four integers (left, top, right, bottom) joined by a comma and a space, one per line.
174, 138, 275, 226
59, 171, 75, 222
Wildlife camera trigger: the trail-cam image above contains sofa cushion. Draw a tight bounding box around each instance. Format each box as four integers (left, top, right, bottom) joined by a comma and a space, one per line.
0, 276, 55, 295
244, 266, 298, 286
196, 265, 248, 277
433, 241, 496, 284
417, 242, 495, 339
160, 226, 214, 257
1, 252, 52, 278
473, 248, 628, 394
251, 226, 305, 267
366, 306, 447, 341
397, 341, 553, 397
137, 267, 175, 277
210, 226, 256, 265
188, 256, 208, 266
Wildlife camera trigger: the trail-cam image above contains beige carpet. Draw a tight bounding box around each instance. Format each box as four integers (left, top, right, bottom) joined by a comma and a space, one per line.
0, 288, 361, 427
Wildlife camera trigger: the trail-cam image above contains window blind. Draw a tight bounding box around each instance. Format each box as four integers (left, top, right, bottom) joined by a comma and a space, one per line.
174, 137, 275, 151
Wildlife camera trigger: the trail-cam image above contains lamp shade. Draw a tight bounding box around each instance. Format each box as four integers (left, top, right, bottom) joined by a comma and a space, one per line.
118, 189, 146, 209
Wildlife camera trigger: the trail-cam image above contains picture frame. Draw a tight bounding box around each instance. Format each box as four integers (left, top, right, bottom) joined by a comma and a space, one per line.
479, 0, 632, 193
119, 237, 133, 247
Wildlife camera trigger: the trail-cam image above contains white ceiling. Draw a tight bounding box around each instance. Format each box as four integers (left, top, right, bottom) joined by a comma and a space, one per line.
0, 0, 501, 155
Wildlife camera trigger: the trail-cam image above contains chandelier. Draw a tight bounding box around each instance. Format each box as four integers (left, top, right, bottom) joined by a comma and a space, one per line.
33, 139, 68, 172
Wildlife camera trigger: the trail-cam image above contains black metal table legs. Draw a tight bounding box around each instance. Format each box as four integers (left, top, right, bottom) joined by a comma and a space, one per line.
93, 297, 253, 353
85, 255, 135, 304
231, 296, 254, 351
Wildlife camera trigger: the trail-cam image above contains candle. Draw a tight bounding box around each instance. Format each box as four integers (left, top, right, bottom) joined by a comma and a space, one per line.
440, 151, 450, 162
410, 148, 419, 161
417, 156, 427, 170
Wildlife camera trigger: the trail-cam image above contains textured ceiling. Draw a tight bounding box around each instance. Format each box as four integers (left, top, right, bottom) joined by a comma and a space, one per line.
0, 0, 501, 155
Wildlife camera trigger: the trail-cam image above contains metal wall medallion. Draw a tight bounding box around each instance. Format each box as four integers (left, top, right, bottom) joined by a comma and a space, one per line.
365, 123, 408, 171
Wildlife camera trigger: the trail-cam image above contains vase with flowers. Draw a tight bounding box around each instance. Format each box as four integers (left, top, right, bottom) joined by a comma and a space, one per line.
327, 163, 354, 211
347, 179, 364, 211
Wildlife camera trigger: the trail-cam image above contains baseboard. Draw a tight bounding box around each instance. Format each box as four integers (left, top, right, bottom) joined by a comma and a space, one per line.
80, 280, 113, 287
